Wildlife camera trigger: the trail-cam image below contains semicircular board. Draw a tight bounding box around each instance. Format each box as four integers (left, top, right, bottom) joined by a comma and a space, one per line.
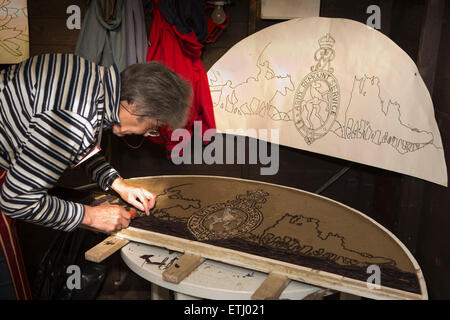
87, 175, 427, 300
207, 17, 447, 186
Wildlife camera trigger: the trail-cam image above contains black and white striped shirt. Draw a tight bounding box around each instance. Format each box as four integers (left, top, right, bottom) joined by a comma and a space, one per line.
0, 53, 121, 231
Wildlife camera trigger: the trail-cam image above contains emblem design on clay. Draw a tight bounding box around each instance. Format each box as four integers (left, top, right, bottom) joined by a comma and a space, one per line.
187, 190, 268, 241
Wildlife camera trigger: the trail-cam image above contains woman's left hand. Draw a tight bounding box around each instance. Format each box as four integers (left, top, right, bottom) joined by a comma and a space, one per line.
112, 178, 156, 215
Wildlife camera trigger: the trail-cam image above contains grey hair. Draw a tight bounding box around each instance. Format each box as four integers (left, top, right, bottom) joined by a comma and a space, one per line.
120, 61, 192, 129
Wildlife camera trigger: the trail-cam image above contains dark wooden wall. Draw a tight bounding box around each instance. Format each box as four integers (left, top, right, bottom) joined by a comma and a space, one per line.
415, 1, 450, 300
11, 0, 450, 299
28, 0, 88, 55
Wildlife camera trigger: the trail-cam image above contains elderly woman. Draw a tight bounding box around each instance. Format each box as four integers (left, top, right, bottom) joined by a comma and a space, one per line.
0, 53, 191, 298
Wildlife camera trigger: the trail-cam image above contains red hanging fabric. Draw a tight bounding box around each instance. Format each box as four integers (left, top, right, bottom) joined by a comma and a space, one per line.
146, 2, 216, 158
0, 170, 32, 300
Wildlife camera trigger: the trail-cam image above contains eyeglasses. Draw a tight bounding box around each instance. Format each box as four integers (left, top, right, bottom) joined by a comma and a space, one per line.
120, 102, 163, 137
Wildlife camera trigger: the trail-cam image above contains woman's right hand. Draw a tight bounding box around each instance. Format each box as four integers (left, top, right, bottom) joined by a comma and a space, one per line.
81, 205, 132, 233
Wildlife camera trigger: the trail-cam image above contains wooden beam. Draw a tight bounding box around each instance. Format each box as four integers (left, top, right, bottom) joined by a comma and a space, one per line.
248, 0, 260, 35
379, 0, 393, 37
162, 252, 204, 284
251, 272, 290, 300
398, 0, 445, 254
417, 0, 445, 93
85, 235, 129, 263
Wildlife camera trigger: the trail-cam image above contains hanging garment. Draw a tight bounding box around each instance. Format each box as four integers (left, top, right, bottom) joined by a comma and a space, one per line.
146, 1, 216, 158
75, 0, 128, 71
124, 0, 148, 66
143, 0, 155, 44
99, 0, 117, 22
158, 0, 208, 43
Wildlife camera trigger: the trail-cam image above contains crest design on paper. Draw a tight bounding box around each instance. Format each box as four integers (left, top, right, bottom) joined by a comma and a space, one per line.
293, 33, 340, 145
187, 190, 267, 241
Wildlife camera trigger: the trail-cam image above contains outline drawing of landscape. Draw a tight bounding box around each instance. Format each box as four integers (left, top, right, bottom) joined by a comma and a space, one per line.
209, 41, 442, 155
209, 43, 295, 122
258, 212, 396, 268
331, 75, 441, 154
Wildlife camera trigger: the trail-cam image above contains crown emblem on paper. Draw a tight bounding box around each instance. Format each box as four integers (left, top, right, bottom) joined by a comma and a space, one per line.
318, 33, 335, 49
311, 33, 336, 73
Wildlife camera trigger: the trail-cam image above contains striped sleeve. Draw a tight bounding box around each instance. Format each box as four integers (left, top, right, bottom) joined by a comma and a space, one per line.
84, 155, 120, 191
0, 109, 90, 231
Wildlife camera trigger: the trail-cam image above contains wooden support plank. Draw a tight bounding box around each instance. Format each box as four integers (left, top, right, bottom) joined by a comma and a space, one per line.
251, 272, 290, 300
85, 235, 129, 263
162, 253, 204, 284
